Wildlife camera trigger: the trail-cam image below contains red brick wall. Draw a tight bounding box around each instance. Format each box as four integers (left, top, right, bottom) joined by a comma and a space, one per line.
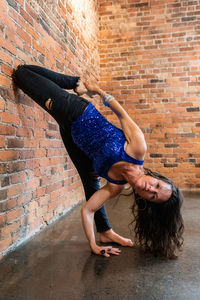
0, 0, 99, 260
99, 0, 200, 189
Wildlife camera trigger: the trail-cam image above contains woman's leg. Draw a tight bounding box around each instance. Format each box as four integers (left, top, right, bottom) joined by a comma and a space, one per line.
59, 127, 112, 233
13, 65, 88, 128
60, 129, 133, 246
13, 65, 111, 232
16, 64, 80, 90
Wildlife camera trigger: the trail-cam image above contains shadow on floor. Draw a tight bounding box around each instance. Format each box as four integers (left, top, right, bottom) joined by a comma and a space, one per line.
0, 191, 200, 300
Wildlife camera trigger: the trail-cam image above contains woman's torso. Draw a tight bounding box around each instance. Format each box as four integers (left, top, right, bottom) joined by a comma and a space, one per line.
71, 102, 144, 184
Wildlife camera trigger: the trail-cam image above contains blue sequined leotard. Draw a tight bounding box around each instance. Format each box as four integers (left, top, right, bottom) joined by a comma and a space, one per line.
71, 102, 144, 185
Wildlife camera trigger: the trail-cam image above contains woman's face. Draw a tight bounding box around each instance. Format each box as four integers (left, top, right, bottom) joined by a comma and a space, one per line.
134, 175, 172, 203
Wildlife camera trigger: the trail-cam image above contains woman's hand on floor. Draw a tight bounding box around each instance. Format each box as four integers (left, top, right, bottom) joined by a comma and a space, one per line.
92, 244, 121, 257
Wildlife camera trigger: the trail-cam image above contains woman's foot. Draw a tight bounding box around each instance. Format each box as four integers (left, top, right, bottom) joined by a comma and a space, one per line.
99, 229, 134, 247
74, 79, 88, 96
75, 79, 98, 98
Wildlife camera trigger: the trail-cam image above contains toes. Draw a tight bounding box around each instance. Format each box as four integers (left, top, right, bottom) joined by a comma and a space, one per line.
128, 240, 134, 247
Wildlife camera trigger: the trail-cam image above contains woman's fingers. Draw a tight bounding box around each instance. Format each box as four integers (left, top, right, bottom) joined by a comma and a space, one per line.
92, 245, 121, 257
83, 80, 99, 93
86, 91, 98, 98
100, 246, 121, 257
75, 80, 98, 98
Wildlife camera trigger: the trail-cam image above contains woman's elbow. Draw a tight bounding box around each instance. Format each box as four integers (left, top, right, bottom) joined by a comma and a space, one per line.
107, 184, 124, 198
81, 203, 87, 215
81, 203, 95, 216
141, 141, 147, 154
135, 139, 147, 157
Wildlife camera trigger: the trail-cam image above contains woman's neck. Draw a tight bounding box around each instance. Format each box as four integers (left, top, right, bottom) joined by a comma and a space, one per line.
121, 163, 144, 187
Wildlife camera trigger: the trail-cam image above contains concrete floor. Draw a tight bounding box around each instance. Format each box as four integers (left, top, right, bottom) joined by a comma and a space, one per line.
0, 191, 200, 300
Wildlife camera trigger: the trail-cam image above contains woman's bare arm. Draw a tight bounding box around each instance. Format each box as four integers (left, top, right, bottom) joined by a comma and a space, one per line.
81, 182, 123, 257
82, 81, 147, 157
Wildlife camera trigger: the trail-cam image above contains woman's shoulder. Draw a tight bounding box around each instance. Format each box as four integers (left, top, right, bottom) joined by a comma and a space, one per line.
124, 139, 146, 161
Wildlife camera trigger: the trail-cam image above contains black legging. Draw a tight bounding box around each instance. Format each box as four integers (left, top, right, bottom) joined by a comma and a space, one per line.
13, 65, 111, 233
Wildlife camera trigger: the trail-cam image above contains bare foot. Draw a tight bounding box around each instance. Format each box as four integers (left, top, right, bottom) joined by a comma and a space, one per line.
99, 229, 134, 247
75, 79, 88, 96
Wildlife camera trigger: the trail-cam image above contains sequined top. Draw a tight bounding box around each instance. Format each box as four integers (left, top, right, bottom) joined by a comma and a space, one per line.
71, 102, 144, 185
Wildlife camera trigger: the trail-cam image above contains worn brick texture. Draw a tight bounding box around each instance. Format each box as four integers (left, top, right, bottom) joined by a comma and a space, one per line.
0, 0, 99, 260
99, 0, 200, 190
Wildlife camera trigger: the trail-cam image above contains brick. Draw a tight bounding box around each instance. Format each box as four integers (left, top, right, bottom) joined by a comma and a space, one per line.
25, 159, 39, 170
0, 150, 20, 162
20, 150, 34, 159
1, 64, 13, 76
36, 206, 47, 217
11, 172, 26, 184
0, 36, 16, 55
0, 236, 12, 252
0, 87, 14, 100
17, 193, 33, 205
16, 26, 31, 44
6, 0, 19, 11
25, 177, 40, 190
0, 214, 6, 227
48, 123, 57, 131
0, 74, 10, 88
25, 3, 38, 20
32, 39, 45, 55
186, 107, 199, 112
7, 207, 24, 223
1, 221, 21, 238
0, 163, 7, 174
164, 144, 179, 148
0, 98, 5, 111
33, 129, 45, 139
39, 195, 50, 207
8, 161, 25, 173
17, 93, 34, 107
28, 218, 42, 232
6, 100, 15, 113
26, 201, 38, 212
1, 176, 10, 187
16, 127, 32, 138
19, 7, 34, 26
0, 112, 20, 125
7, 138, 24, 148
150, 154, 163, 158
0, 49, 12, 65
7, 183, 24, 197
34, 187, 45, 198
0, 136, 5, 148
0, 198, 17, 212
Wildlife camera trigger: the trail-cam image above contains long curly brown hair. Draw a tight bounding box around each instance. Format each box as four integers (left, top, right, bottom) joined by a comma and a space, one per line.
131, 168, 184, 259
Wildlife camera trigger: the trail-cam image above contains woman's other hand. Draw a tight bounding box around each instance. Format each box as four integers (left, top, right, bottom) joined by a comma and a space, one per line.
75, 79, 99, 98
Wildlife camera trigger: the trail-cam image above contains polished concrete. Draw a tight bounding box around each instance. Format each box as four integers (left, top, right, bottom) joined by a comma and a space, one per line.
0, 191, 200, 300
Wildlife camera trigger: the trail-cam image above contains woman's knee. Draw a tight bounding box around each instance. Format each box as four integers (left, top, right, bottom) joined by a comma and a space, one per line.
45, 98, 53, 110
12, 64, 27, 81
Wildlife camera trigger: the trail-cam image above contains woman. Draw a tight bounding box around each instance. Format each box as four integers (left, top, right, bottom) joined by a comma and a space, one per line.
12, 65, 184, 258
